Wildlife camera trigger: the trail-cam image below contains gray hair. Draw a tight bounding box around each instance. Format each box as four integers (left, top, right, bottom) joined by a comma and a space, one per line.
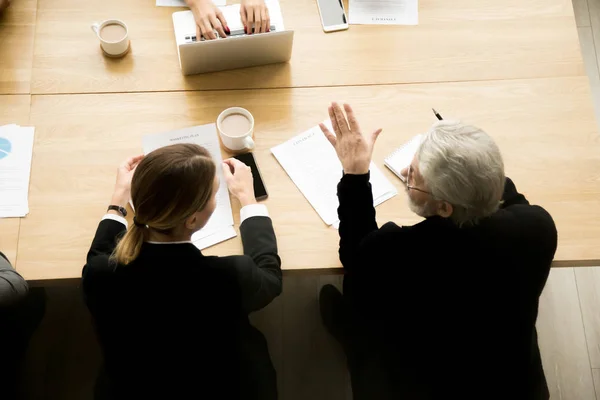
416, 120, 505, 226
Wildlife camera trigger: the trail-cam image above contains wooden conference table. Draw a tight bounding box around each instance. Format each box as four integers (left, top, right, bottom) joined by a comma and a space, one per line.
8, 0, 584, 94
0, 0, 599, 281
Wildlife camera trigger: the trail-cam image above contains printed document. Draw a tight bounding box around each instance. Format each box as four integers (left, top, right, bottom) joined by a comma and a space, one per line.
142, 125, 236, 249
349, 0, 418, 25
0, 124, 35, 218
271, 121, 397, 226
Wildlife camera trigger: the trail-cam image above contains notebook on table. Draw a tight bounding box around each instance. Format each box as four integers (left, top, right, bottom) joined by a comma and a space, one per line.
383, 134, 423, 182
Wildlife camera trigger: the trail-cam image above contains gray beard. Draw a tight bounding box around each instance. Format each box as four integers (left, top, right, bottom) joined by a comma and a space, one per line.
406, 190, 437, 218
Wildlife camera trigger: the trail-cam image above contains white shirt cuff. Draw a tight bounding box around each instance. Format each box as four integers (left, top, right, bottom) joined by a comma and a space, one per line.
102, 213, 128, 228
240, 204, 269, 223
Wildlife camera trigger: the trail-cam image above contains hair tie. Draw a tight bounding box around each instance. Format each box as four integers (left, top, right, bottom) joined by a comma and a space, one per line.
133, 217, 146, 228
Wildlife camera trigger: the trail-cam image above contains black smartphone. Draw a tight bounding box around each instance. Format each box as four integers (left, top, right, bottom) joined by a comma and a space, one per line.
232, 152, 268, 201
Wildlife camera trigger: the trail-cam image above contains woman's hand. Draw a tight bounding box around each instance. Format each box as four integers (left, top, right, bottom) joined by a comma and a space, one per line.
186, 0, 228, 40
222, 158, 257, 207
240, 0, 270, 34
111, 155, 144, 206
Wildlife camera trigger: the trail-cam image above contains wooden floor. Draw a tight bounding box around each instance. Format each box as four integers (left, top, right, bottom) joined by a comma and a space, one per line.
13, 266, 600, 400
13, 0, 600, 398
19, 276, 353, 400
544, 2, 600, 396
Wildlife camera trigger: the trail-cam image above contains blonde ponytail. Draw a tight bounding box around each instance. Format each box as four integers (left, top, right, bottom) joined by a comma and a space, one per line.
112, 224, 146, 265
109, 143, 216, 266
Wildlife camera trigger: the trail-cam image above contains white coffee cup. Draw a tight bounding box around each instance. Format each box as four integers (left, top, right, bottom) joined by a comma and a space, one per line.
91, 19, 130, 57
217, 107, 255, 152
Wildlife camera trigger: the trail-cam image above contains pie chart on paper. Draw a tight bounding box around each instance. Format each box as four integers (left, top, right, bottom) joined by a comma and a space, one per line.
0, 138, 11, 160
0, 138, 12, 160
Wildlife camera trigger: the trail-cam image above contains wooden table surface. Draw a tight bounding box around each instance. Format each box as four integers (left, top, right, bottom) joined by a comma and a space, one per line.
10, 76, 599, 280
29, 0, 583, 94
0, 0, 37, 94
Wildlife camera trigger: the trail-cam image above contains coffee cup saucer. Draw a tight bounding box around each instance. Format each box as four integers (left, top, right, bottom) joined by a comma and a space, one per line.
101, 41, 131, 59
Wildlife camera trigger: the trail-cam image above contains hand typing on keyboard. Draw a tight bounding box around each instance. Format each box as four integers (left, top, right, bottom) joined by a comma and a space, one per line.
185, 0, 229, 41
240, 0, 271, 34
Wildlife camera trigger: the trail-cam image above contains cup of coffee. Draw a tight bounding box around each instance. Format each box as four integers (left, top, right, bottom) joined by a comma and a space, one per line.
91, 19, 130, 58
217, 107, 255, 152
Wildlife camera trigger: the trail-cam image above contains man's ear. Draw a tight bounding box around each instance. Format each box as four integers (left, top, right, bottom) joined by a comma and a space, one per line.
436, 201, 453, 218
184, 213, 198, 230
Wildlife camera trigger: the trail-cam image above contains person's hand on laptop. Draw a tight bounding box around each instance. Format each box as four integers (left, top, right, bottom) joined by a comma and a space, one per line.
241, 0, 270, 34
186, 0, 229, 40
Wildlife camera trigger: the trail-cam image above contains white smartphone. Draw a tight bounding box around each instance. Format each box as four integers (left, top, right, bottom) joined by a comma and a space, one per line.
316, 0, 349, 33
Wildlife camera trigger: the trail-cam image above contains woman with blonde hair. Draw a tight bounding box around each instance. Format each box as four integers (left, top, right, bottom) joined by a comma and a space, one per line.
82, 143, 282, 400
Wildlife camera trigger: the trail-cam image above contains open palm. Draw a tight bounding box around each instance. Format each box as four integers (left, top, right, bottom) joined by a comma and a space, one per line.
319, 102, 382, 175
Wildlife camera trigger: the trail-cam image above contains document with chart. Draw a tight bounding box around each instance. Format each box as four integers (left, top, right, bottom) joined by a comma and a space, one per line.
0, 124, 35, 218
349, 0, 418, 25
142, 124, 236, 249
271, 121, 397, 227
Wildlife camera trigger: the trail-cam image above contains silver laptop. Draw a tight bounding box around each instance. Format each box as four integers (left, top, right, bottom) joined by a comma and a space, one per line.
172, 1, 294, 76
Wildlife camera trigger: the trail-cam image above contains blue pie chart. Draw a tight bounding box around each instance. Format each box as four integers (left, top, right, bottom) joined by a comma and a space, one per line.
0, 137, 11, 160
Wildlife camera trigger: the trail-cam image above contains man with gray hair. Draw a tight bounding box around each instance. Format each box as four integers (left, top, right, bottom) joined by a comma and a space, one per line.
319, 103, 557, 400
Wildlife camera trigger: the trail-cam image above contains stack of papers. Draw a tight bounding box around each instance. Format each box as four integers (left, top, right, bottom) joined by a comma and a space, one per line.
0, 124, 35, 218
349, 0, 418, 25
142, 124, 236, 250
271, 121, 397, 227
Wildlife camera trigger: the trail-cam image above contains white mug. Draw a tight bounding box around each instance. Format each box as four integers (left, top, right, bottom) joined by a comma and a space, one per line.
217, 107, 255, 152
91, 19, 130, 57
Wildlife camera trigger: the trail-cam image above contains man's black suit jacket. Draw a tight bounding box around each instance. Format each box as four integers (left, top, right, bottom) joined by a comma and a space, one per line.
336, 174, 557, 400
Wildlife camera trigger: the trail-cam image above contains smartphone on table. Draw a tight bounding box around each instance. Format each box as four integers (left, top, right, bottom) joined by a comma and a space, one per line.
232, 152, 268, 201
316, 0, 349, 32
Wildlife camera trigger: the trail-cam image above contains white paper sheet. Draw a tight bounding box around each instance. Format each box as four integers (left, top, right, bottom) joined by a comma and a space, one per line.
349, 0, 418, 25
157, 0, 225, 8
0, 125, 35, 218
142, 124, 236, 250
271, 121, 397, 226
193, 225, 237, 250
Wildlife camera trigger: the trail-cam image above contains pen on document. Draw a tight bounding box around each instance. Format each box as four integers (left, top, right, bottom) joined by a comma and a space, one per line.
432, 108, 443, 120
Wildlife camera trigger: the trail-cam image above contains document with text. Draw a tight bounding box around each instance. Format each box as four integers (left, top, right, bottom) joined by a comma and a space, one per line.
142, 124, 236, 249
349, 0, 418, 25
271, 121, 397, 227
0, 124, 35, 218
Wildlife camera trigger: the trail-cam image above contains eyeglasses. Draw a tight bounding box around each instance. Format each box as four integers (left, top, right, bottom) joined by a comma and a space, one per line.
405, 165, 433, 196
